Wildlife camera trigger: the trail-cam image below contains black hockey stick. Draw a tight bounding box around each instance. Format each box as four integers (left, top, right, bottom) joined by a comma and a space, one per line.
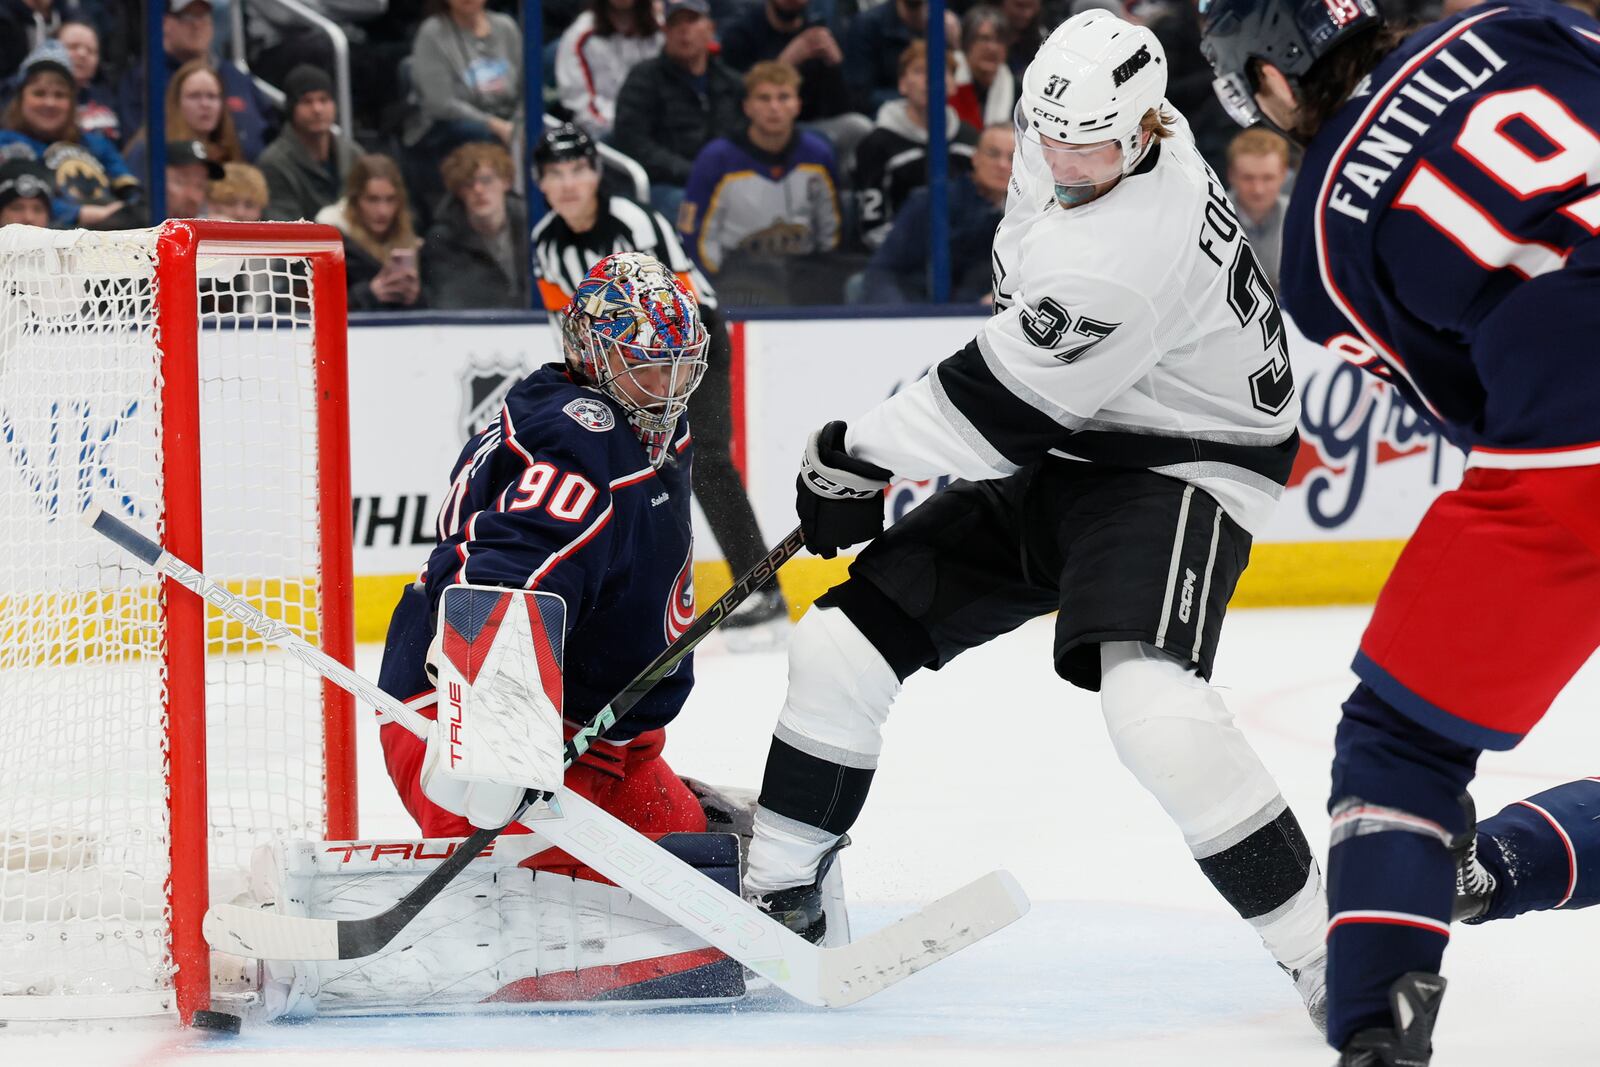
86, 507, 803, 959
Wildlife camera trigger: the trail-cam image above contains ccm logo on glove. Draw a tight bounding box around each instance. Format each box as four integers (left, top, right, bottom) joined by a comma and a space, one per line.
796, 421, 893, 559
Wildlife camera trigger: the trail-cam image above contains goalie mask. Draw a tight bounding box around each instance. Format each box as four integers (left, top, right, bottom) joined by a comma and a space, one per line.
1016, 10, 1168, 207
561, 252, 709, 467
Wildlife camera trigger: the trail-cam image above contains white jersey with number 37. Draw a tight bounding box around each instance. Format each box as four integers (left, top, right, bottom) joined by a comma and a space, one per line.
849, 110, 1299, 534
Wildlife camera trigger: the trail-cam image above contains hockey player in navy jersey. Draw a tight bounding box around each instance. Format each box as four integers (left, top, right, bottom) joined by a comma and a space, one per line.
1200, 0, 1600, 1060
376, 251, 713, 864
742, 10, 1334, 1030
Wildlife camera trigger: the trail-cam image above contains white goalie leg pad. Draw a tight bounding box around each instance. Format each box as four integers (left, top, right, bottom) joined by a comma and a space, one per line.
423, 585, 567, 828
239, 835, 744, 1019
1098, 640, 1285, 855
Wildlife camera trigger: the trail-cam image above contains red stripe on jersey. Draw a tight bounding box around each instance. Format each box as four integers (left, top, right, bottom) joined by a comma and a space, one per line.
573, 29, 603, 122
1312, 7, 1509, 417
1328, 911, 1452, 937
525, 502, 614, 590
1467, 439, 1600, 468
610, 465, 657, 489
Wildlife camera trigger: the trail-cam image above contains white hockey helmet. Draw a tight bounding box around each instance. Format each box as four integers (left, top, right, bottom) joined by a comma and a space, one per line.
1016, 10, 1169, 205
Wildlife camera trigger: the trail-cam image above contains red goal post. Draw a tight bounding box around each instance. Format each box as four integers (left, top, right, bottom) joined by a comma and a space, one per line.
0, 220, 357, 1024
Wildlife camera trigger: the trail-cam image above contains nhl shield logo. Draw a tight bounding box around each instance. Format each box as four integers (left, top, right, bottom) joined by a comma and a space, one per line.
563, 397, 616, 432
459, 351, 529, 441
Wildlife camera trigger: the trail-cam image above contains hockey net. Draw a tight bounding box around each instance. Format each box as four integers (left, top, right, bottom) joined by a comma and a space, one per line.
0, 222, 356, 1023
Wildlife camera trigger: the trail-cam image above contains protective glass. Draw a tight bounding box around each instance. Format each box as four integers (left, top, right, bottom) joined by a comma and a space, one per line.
1211, 71, 1262, 129
1014, 102, 1127, 203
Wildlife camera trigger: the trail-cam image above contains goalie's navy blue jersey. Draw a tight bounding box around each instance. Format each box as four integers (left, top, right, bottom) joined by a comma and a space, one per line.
1279, 0, 1600, 458
378, 364, 696, 741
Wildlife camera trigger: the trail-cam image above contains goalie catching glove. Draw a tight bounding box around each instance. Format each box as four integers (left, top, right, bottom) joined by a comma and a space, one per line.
796, 421, 893, 558
420, 585, 568, 829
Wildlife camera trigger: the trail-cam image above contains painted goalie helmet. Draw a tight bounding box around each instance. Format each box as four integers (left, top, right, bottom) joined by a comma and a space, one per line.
561, 251, 709, 467
1015, 9, 1169, 207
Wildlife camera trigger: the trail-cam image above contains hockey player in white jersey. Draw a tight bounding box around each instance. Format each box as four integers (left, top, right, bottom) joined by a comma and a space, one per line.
743, 10, 1330, 1028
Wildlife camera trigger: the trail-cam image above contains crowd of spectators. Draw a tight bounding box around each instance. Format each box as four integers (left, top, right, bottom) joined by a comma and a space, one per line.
0, 0, 1330, 311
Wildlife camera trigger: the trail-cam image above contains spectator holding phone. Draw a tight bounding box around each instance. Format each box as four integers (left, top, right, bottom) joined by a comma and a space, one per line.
317, 152, 426, 311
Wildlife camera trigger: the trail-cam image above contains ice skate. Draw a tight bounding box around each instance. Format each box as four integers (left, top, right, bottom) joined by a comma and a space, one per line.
1336, 972, 1446, 1067
1282, 947, 1328, 1035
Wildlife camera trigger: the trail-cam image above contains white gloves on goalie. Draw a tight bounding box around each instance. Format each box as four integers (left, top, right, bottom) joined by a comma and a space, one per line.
420, 585, 569, 830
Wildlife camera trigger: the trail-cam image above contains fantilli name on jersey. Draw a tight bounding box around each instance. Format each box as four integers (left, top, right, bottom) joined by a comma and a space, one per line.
851, 108, 1299, 535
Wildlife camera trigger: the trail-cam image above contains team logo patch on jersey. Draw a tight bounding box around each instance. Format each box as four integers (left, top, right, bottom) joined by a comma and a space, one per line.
563, 397, 616, 432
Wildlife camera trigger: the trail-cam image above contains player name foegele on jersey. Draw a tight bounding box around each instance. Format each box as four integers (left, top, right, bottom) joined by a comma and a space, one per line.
853, 115, 1299, 537
1281, 0, 1600, 457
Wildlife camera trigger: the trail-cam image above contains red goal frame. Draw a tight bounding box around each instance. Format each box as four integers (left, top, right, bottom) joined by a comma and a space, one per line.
153, 220, 357, 1023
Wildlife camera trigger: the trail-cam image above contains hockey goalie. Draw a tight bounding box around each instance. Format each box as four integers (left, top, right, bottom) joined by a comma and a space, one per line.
221, 253, 845, 1018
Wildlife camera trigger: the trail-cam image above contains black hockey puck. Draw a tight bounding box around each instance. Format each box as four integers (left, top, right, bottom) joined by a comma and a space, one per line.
191, 1009, 242, 1035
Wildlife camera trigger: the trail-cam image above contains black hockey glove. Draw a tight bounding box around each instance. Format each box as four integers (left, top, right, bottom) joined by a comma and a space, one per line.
796, 421, 892, 559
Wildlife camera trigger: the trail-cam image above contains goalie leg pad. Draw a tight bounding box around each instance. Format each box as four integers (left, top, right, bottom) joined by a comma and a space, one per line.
243, 833, 745, 1019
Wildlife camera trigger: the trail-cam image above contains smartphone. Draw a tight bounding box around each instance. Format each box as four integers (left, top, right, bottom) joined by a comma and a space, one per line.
389, 247, 418, 275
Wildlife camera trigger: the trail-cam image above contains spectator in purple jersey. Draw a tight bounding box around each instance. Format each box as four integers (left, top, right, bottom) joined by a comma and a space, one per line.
679, 60, 841, 302
57, 20, 119, 144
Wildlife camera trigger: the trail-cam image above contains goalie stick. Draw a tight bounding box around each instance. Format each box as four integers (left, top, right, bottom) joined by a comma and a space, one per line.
86, 508, 1029, 1007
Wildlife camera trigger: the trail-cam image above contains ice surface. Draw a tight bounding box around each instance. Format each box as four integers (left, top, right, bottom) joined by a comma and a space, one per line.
4, 606, 1596, 1065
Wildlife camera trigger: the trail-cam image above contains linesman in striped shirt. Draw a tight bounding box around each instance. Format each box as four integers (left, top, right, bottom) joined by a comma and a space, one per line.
532, 124, 788, 640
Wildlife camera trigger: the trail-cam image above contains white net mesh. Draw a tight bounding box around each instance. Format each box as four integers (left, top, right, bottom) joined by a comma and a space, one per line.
0, 226, 341, 1020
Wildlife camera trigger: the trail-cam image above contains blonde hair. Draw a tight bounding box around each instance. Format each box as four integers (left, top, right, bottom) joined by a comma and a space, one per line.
744, 60, 802, 95
1140, 107, 1177, 142
342, 153, 420, 262
440, 141, 514, 193
209, 161, 268, 207
1227, 126, 1290, 167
